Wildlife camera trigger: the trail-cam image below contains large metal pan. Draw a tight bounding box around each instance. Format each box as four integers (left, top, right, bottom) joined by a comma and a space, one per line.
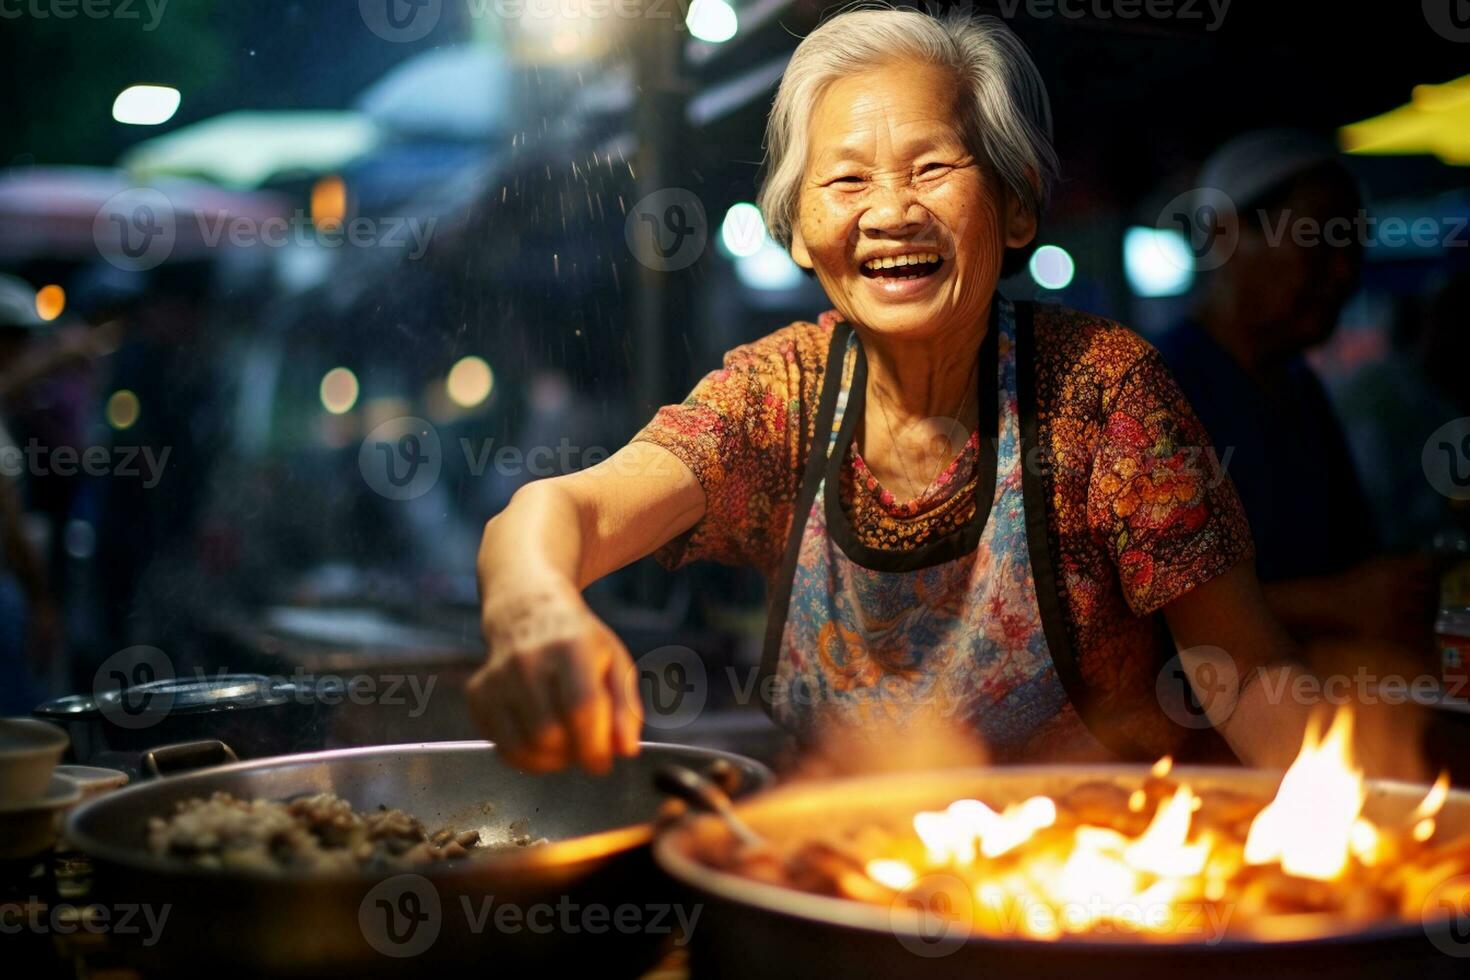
67, 740, 771, 977
655, 765, 1470, 980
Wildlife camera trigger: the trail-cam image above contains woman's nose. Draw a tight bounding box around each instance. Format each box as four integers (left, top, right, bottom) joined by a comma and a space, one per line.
857, 178, 929, 236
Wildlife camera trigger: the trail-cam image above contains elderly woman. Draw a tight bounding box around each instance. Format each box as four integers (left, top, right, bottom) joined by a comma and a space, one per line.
468, 9, 1319, 774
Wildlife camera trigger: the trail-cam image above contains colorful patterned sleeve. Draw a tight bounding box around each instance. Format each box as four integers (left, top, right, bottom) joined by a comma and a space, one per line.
1086, 347, 1256, 615
629, 324, 815, 573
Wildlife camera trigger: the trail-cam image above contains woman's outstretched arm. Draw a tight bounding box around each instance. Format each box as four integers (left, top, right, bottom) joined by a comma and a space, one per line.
469, 442, 704, 774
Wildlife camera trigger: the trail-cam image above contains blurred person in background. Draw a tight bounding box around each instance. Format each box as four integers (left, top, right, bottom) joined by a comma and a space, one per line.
92, 261, 226, 667
0, 273, 86, 710
1337, 266, 1470, 554
1156, 131, 1437, 658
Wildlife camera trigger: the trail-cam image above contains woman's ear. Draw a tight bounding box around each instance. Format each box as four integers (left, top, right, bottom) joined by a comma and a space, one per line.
790, 223, 813, 269
1003, 190, 1038, 251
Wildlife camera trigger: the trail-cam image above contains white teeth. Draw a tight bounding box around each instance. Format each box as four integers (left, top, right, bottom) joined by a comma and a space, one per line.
864, 252, 940, 271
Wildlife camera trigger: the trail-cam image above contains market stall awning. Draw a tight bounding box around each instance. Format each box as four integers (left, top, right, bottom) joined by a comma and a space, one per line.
0, 165, 289, 262
1339, 75, 1470, 165
354, 44, 511, 142
119, 110, 380, 188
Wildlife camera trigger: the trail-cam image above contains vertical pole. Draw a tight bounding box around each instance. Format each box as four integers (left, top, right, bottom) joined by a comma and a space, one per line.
628, 9, 693, 608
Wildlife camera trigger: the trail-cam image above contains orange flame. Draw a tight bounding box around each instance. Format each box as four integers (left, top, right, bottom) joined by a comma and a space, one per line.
858, 707, 1436, 940
1244, 710, 1365, 880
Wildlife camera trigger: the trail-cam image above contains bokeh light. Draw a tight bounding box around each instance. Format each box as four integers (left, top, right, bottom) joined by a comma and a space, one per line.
720, 203, 766, 258
319, 367, 360, 415
35, 284, 65, 321
446, 356, 494, 409
1029, 244, 1076, 290
735, 238, 804, 291
112, 85, 181, 125
1123, 227, 1194, 297
311, 175, 348, 232
686, 0, 738, 43
106, 390, 141, 430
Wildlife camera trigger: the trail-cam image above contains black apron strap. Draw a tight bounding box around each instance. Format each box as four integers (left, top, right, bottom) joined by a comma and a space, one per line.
757, 320, 852, 716
1014, 300, 1152, 761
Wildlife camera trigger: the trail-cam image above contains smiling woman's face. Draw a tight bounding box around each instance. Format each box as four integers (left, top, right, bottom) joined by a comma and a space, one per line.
790, 60, 1037, 344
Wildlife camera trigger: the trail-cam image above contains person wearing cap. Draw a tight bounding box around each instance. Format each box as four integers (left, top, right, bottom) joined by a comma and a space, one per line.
1155, 130, 1436, 652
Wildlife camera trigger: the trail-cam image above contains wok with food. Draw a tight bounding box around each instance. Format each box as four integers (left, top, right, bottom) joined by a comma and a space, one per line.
67, 740, 770, 977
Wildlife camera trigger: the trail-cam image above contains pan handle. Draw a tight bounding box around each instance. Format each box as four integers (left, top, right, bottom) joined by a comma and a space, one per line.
143, 739, 239, 778
654, 763, 765, 847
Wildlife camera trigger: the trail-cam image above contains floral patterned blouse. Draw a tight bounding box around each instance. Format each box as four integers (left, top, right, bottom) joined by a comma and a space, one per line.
632, 303, 1255, 759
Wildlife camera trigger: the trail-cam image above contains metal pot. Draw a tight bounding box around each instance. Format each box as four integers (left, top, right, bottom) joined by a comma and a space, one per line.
67, 739, 770, 977
654, 765, 1470, 980
34, 673, 328, 775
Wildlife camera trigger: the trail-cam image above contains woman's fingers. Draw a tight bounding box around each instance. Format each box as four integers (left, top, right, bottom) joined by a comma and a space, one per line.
608, 645, 644, 757
469, 653, 570, 772
466, 663, 524, 755
553, 642, 615, 774
508, 649, 570, 759
473, 594, 647, 776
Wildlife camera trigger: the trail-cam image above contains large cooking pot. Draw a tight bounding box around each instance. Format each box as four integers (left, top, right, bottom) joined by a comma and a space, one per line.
655, 765, 1470, 980
67, 740, 770, 977
35, 673, 328, 775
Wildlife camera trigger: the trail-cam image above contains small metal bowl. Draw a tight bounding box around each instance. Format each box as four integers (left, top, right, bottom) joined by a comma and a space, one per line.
0, 717, 69, 804
0, 773, 80, 860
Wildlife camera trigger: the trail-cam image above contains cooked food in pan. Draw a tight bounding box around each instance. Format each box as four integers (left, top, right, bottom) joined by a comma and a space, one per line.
701, 714, 1470, 942
147, 791, 545, 872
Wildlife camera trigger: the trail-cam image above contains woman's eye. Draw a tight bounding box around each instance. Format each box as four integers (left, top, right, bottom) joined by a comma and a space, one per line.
831, 175, 864, 186
918, 162, 952, 177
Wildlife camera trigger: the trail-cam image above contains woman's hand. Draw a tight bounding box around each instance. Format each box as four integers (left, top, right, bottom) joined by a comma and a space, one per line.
468, 580, 642, 774
467, 443, 705, 774
1262, 556, 1437, 648
1165, 561, 1432, 781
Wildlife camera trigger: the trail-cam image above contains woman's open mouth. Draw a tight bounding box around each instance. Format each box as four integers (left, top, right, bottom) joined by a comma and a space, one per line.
859, 252, 944, 281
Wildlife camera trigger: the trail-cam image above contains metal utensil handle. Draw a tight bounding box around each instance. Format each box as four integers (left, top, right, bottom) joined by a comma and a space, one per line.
143, 739, 239, 778
654, 763, 765, 847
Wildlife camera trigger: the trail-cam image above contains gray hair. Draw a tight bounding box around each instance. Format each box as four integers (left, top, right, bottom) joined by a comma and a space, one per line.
757, 4, 1058, 275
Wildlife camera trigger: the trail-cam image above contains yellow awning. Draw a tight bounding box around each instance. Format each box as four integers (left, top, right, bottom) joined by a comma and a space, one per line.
1339, 75, 1470, 165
